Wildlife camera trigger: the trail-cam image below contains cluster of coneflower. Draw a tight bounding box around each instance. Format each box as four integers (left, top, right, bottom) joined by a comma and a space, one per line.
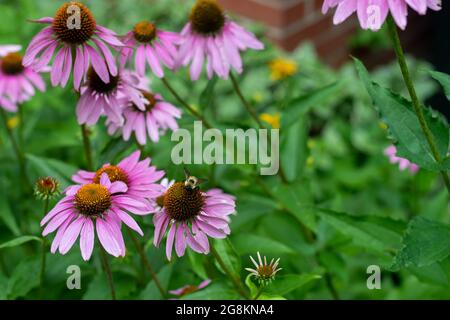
1, 0, 439, 299
15, 0, 263, 264
0, 0, 281, 299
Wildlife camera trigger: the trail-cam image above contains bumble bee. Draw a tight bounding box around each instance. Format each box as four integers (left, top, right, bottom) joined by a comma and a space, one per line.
184, 168, 207, 190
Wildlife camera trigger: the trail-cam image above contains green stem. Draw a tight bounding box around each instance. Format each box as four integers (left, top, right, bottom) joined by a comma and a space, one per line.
323, 271, 340, 300
39, 198, 49, 298
230, 73, 289, 184
252, 286, 263, 300
0, 108, 29, 188
229, 73, 265, 129
18, 104, 24, 146
0, 253, 8, 277
387, 15, 450, 194
161, 77, 212, 129
210, 244, 250, 299
99, 247, 116, 300
127, 229, 167, 299
80, 124, 93, 171
316, 249, 340, 300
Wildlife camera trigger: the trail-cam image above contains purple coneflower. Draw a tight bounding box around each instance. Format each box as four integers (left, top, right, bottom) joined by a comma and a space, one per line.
0, 96, 16, 112
153, 178, 236, 260
0, 49, 45, 105
23, 2, 122, 89
120, 21, 179, 78
177, 0, 264, 80
322, 0, 441, 31
41, 174, 148, 260
384, 145, 419, 173
72, 150, 165, 207
106, 91, 181, 145
76, 68, 145, 125
169, 279, 211, 297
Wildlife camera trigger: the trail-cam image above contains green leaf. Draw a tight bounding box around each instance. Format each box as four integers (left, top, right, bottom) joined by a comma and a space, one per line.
257, 294, 287, 300
182, 282, 240, 300
407, 257, 450, 287
0, 235, 41, 250
391, 217, 450, 270
26, 154, 77, 186
264, 274, 321, 296
199, 76, 218, 110
233, 234, 295, 255
0, 191, 21, 236
139, 264, 172, 300
233, 194, 279, 231
317, 208, 405, 254
280, 116, 309, 182
7, 258, 41, 299
442, 156, 450, 170
212, 239, 241, 280
430, 70, 450, 100
83, 272, 138, 300
354, 58, 449, 171
245, 274, 287, 300
0, 273, 8, 300
281, 82, 340, 129
245, 274, 258, 297
187, 250, 208, 280
269, 182, 316, 230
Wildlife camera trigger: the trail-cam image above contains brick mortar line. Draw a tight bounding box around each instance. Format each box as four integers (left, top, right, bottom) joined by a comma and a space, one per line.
249, 0, 306, 10
266, 10, 327, 38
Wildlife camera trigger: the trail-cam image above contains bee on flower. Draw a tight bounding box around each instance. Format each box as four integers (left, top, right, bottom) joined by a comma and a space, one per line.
153, 170, 236, 260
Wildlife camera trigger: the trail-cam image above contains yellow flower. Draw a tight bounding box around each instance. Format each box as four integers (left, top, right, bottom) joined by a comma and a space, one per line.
268, 58, 297, 81
7, 116, 20, 129
260, 112, 280, 129
306, 156, 315, 167
378, 122, 388, 130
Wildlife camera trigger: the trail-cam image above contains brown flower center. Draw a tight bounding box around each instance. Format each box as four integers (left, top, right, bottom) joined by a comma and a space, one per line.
93, 165, 128, 184
1, 53, 24, 75
257, 265, 274, 280
133, 21, 157, 43
190, 0, 225, 35
132, 91, 158, 112
75, 184, 111, 216
163, 182, 204, 221
52, 2, 96, 44
180, 285, 199, 296
156, 195, 165, 208
87, 67, 119, 94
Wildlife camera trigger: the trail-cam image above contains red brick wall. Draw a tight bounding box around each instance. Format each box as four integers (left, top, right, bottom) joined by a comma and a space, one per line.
219, 0, 358, 67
